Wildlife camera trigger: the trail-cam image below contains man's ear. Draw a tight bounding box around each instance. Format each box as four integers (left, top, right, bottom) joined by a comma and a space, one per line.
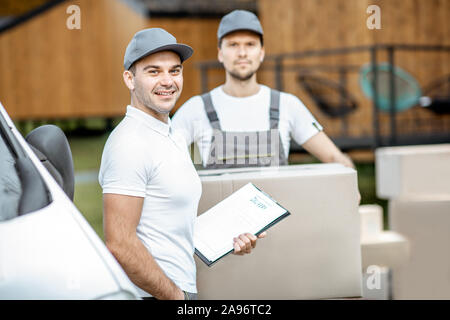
123, 70, 135, 91
259, 47, 265, 63
217, 48, 224, 64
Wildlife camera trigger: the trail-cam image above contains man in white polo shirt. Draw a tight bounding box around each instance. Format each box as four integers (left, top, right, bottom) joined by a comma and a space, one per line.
99, 28, 264, 300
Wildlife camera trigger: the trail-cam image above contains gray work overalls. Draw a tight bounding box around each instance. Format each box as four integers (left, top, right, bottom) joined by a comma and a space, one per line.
201, 89, 288, 169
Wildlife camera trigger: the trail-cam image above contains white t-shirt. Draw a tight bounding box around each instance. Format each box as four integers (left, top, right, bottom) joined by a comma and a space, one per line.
172, 85, 323, 166
98, 106, 202, 296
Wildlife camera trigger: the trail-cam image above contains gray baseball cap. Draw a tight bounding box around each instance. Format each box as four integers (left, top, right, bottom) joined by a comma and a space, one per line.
124, 28, 193, 70
217, 10, 263, 41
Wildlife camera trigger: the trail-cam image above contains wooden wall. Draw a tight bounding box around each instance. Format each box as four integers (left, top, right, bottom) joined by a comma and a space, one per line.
258, 0, 450, 139
0, 0, 147, 120
0, 0, 221, 120
1, 0, 449, 141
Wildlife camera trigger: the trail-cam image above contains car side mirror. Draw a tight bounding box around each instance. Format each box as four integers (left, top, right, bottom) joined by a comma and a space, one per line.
25, 125, 75, 201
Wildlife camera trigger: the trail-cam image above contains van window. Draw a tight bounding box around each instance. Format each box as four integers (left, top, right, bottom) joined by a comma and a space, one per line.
0, 132, 22, 221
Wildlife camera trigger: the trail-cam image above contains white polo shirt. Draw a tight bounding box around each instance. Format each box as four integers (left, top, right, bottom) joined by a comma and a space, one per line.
172, 85, 323, 166
98, 105, 202, 296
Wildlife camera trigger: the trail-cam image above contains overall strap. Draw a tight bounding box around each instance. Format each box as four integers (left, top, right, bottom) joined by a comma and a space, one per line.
201, 92, 221, 130
269, 89, 281, 129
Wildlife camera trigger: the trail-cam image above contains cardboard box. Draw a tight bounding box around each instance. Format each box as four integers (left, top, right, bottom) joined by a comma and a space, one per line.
389, 196, 450, 299
359, 204, 384, 242
359, 205, 409, 270
375, 144, 450, 199
195, 164, 362, 299
358, 205, 409, 300
361, 231, 410, 270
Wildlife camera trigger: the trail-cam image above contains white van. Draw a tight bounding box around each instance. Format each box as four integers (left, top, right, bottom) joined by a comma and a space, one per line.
0, 102, 139, 299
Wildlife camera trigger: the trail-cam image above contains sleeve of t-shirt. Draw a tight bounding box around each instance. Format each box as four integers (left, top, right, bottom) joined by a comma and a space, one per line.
172, 96, 205, 146
98, 137, 148, 198
283, 93, 323, 145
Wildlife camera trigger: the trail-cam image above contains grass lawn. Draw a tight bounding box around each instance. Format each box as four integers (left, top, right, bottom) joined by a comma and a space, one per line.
69, 134, 388, 241
74, 182, 104, 240
68, 133, 109, 171
69, 133, 109, 240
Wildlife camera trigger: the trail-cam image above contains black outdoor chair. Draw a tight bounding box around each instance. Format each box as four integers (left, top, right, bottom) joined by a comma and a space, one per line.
420, 74, 450, 115
298, 74, 358, 118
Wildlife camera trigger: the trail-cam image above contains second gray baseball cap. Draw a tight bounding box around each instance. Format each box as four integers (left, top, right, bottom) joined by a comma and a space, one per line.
217, 10, 263, 41
124, 28, 193, 70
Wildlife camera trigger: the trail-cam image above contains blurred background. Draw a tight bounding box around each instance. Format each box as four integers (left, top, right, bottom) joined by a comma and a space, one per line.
0, 0, 449, 239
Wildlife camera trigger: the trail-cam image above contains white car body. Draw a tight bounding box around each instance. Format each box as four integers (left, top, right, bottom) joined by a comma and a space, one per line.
0, 102, 140, 299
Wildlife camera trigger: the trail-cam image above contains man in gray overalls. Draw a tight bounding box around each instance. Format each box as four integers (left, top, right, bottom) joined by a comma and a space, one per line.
172, 10, 355, 170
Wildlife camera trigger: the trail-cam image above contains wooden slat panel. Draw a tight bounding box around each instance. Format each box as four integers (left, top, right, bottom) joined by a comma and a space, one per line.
0, 0, 147, 120
258, 0, 450, 140
1, 0, 448, 133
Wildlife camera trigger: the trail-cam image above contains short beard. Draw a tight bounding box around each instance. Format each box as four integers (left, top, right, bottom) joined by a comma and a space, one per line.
134, 82, 174, 115
228, 70, 255, 82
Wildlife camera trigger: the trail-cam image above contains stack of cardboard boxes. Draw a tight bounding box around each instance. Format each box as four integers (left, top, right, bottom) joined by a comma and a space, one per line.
375, 144, 450, 299
358, 204, 409, 299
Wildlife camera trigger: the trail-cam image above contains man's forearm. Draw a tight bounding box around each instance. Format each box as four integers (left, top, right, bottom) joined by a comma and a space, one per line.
107, 237, 184, 300
332, 152, 355, 169
302, 132, 355, 169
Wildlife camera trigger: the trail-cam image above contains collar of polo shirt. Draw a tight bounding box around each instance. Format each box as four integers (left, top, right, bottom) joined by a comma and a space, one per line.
126, 105, 172, 137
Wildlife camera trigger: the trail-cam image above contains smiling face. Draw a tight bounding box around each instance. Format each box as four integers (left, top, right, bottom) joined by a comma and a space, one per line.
123, 51, 183, 122
218, 30, 265, 82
